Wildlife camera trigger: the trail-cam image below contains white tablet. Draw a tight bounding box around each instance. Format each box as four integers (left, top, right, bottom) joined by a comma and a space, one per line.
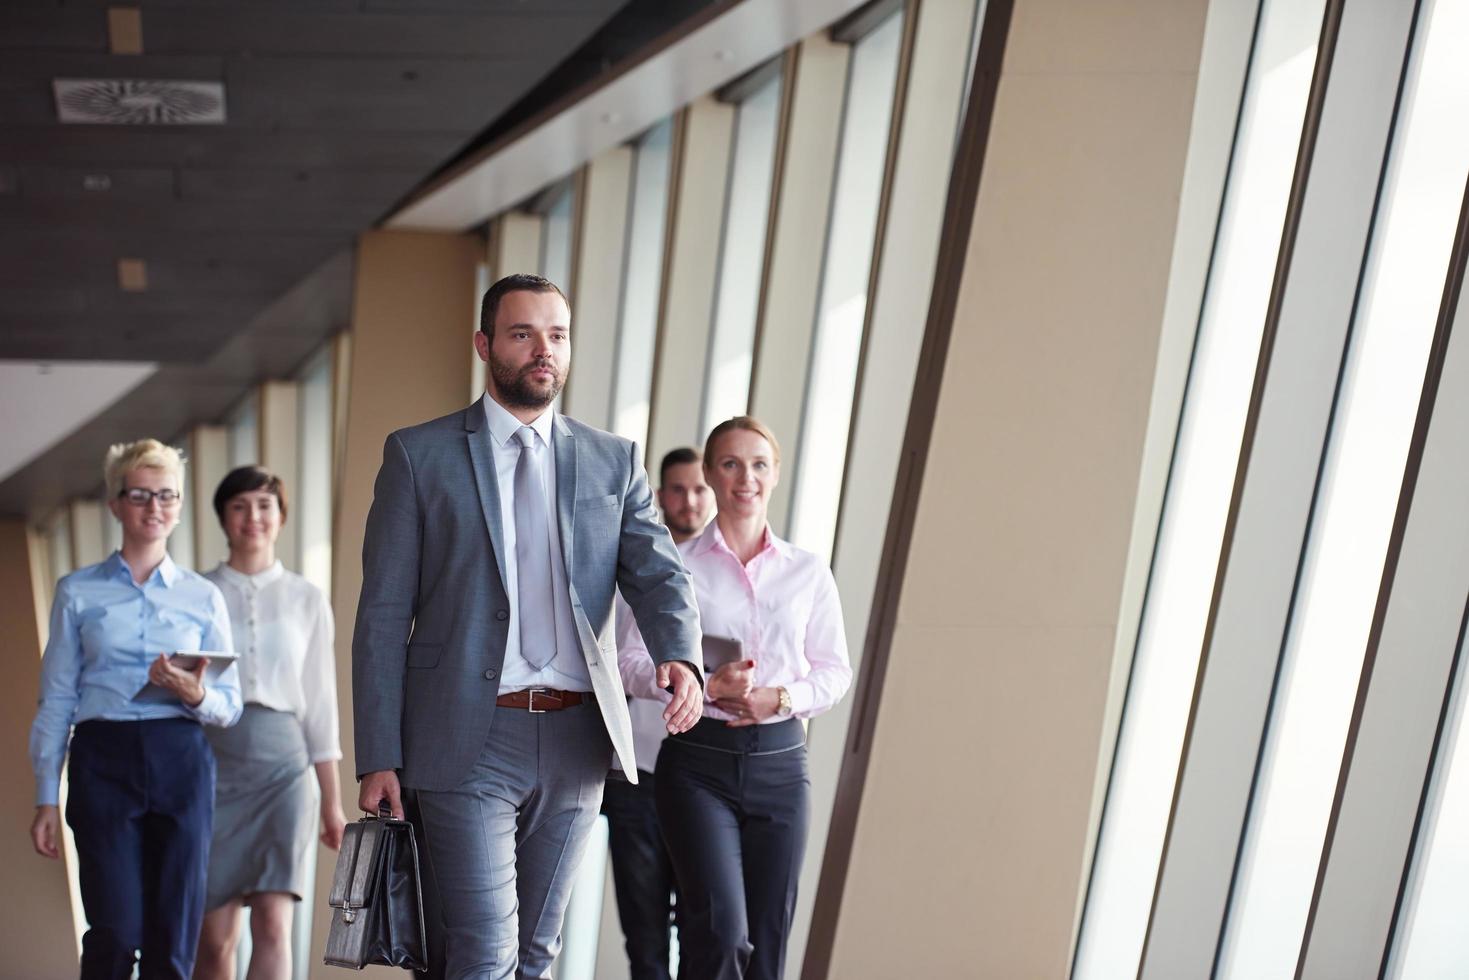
132, 651, 240, 703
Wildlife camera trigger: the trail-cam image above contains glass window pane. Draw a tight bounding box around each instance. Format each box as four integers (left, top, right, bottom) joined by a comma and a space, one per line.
612, 119, 674, 448
1391, 625, 1469, 978
541, 183, 575, 290
1073, 0, 1326, 974
1221, 0, 1469, 971
172, 453, 196, 571
297, 346, 334, 595
228, 391, 259, 469
701, 73, 783, 435
788, 11, 904, 562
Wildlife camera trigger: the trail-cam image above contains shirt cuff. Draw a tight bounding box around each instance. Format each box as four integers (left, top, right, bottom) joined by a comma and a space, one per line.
35, 772, 60, 808
186, 686, 229, 726
784, 680, 816, 717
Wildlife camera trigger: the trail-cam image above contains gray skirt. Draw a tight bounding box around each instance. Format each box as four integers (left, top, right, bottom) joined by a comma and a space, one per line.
205, 704, 315, 910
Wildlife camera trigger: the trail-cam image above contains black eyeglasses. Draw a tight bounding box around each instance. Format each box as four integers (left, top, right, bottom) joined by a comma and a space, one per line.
118, 488, 182, 507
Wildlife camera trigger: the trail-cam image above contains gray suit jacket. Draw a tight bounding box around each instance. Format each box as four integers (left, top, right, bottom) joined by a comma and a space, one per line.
352, 404, 700, 791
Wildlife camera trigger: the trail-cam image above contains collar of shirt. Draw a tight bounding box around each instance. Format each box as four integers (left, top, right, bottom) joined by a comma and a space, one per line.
688, 520, 791, 567
107, 549, 179, 588
211, 560, 285, 589
481, 391, 555, 450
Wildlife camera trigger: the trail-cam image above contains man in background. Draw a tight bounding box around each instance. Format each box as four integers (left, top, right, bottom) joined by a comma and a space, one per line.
604, 447, 713, 979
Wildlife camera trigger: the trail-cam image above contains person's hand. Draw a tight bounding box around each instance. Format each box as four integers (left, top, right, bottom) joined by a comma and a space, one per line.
31, 805, 60, 859
719, 687, 781, 728
656, 660, 704, 734
358, 770, 403, 819
320, 801, 348, 850
149, 654, 206, 708
707, 659, 756, 701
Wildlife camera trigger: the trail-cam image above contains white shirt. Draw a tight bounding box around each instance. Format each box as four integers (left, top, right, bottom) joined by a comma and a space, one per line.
204, 561, 341, 762
481, 394, 592, 693
620, 522, 852, 722
613, 595, 670, 774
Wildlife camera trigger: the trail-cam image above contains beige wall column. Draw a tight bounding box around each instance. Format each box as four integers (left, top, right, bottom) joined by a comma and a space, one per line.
646, 96, 735, 466
309, 229, 480, 979
495, 211, 544, 279
748, 35, 849, 532
0, 519, 82, 976
260, 380, 302, 571
189, 425, 230, 572
810, 0, 1210, 976
68, 499, 106, 569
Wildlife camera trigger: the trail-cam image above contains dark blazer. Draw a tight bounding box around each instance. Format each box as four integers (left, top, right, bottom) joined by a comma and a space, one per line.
352, 404, 700, 791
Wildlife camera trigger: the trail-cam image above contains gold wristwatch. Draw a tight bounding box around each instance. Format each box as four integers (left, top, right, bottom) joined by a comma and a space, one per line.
776, 686, 793, 717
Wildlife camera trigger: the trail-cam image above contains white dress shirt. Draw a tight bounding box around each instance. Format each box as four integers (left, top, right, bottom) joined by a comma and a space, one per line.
613, 595, 671, 774
620, 522, 852, 722
481, 393, 592, 693
205, 561, 341, 762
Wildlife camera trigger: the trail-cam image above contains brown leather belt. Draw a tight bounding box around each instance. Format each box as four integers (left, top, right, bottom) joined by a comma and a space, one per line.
494, 688, 591, 713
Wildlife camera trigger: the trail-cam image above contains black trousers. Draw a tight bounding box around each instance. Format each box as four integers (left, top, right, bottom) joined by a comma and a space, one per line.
602, 770, 678, 980
66, 718, 215, 980
654, 718, 809, 980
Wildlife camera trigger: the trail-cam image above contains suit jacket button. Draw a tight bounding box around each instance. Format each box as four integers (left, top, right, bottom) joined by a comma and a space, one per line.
484, 668, 497, 680
495, 610, 508, 621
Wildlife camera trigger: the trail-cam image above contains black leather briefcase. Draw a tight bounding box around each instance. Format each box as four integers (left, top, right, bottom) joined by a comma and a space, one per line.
324, 807, 429, 971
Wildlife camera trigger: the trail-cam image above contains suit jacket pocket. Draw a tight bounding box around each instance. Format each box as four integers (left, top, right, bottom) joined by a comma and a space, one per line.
406, 642, 443, 669
576, 493, 619, 512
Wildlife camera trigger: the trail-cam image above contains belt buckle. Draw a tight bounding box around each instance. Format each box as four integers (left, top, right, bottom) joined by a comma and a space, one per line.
526, 687, 550, 714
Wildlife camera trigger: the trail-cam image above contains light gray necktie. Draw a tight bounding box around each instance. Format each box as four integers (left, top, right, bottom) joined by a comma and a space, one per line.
514, 426, 557, 670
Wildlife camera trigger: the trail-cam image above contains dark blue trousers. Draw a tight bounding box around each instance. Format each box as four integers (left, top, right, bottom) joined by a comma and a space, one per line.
65, 718, 215, 980
601, 769, 678, 980
654, 719, 809, 980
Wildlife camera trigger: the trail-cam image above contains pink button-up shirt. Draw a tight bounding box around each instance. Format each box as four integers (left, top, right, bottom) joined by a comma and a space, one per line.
619, 522, 852, 722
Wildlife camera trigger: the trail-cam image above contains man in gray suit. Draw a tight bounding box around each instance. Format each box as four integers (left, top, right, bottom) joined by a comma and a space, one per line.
353, 273, 704, 979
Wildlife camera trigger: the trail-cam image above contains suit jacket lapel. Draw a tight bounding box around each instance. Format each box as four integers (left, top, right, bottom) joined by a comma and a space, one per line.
553, 415, 577, 575
465, 408, 509, 594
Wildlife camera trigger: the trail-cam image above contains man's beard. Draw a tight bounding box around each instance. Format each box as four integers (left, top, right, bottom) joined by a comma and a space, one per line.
665, 510, 704, 538
490, 354, 565, 410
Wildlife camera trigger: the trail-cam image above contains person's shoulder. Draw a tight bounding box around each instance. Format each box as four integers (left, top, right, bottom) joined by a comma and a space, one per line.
175, 565, 228, 601
774, 535, 831, 576
280, 568, 328, 605
55, 558, 110, 596
560, 414, 633, 452
391, 406, 474, 449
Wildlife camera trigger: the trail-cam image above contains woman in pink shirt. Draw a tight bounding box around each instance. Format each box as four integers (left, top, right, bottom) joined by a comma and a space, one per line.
620, 416, 853, 980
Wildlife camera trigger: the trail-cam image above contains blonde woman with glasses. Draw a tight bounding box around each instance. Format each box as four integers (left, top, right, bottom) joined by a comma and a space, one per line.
29, 439, 242, 980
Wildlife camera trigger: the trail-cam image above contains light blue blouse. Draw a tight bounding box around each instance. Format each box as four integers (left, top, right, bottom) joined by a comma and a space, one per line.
29, 551, 242, 806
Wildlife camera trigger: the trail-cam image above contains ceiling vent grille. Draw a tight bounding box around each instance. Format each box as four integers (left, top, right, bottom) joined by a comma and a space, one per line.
53, 79, 226, 125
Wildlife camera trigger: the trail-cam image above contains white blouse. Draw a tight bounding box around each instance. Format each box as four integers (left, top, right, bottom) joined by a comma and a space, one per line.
205, 561, 342, 763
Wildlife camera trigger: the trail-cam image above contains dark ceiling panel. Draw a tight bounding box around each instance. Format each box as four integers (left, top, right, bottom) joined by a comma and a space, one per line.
223, 57, 539, 131
17, 165, 176, 200
0, 52, 227, 81
0, 127, 470, 170
0, 0, 719, 521
143, 11, 615, 58
177, 168, 422, 204
0, 10, 107, 52
0, 203, 379, 238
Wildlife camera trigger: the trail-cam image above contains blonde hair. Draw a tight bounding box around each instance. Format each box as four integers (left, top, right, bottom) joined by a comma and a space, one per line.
704, 416, 781, 468
104, 439, 186, 499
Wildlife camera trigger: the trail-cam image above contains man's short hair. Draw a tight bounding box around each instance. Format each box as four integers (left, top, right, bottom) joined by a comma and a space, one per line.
212, 465, 289, 525
479, 273, 569, 337
659, 447, 701, 486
